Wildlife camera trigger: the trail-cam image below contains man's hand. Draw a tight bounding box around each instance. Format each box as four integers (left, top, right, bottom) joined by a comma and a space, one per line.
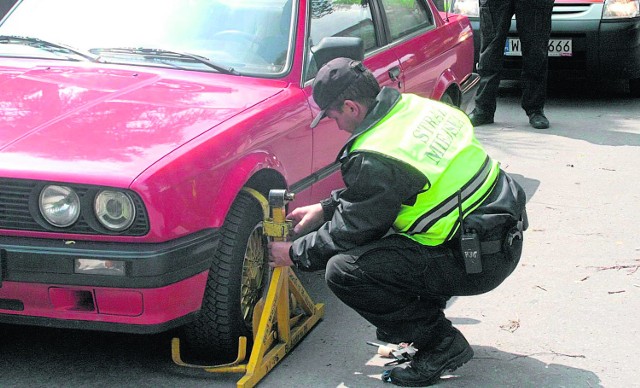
287, 203, 324, 237
267, 203, 324, 268
268, 241, 294, 267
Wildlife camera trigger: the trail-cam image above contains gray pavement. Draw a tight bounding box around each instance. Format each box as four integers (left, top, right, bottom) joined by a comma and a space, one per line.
1, 79, 639, 387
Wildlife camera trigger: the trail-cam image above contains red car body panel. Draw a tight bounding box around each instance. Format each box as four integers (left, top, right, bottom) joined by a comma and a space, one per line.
0, 0, 478, 332
0, 272, 208, 324
0, 60, 287, 186
395, 12, 475, 99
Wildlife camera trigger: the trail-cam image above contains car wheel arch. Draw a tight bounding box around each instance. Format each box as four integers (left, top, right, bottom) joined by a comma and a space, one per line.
433, 69, 462, 107
207, 152, 288, 228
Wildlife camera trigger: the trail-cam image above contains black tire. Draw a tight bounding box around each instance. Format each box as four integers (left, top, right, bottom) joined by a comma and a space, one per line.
181, 191, 269, 362
440, 91, 456, 107
629, 78, 640, 98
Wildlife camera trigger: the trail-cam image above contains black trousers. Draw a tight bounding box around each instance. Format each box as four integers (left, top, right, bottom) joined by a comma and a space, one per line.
474, 0, 554, 116
325, 234, 520, 350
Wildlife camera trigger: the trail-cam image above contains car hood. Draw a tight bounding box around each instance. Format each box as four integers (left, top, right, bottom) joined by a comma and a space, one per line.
0, 61, 287, 186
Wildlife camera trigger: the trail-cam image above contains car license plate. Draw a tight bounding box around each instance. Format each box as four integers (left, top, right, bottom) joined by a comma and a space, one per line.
504, 38, 572, 57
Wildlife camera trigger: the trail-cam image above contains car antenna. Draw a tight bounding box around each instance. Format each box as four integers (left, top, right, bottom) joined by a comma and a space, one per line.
444, 0, 451, 22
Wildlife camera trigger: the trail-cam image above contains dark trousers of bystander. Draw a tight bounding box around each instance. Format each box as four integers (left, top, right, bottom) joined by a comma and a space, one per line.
474, 0, 554, 117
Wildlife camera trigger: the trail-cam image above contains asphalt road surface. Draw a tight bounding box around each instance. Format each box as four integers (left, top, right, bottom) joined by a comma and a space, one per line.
2, 78, 639, 388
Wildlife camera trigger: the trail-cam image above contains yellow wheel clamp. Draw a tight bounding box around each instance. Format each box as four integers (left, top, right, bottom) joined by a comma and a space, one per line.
171, 188, 325, 388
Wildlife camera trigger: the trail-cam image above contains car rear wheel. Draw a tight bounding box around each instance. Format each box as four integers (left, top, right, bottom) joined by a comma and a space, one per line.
181, 191, 269, 362
440, 93, 455, 106
629, 78, 640, 98
440, 90, 457, 106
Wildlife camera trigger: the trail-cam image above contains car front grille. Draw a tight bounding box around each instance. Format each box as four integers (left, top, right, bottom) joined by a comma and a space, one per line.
0, 179, 34, 230
552, 4, 593, 17
0, 178, 149, 236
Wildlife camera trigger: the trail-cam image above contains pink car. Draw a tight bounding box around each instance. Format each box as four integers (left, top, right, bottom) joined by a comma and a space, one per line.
0, 0, 477, 360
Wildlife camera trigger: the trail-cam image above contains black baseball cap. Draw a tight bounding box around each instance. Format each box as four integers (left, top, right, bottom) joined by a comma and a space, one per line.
310, 57, 368, 128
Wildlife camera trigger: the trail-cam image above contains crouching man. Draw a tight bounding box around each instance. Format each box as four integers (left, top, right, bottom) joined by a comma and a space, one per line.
268, 57, 527, 387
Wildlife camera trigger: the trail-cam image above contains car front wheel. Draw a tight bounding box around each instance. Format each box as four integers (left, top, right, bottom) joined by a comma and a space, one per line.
181, 190, 269, 362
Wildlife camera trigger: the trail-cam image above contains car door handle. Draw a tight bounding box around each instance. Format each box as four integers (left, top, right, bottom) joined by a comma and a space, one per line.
388, 66, 401, 81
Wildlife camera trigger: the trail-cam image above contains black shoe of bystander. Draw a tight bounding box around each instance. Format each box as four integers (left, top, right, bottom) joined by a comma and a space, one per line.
468, 109, 494, 127
528, 112, 550, 129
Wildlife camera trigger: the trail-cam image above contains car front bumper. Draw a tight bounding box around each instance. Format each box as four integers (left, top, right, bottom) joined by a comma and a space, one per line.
0, 229, 218, 333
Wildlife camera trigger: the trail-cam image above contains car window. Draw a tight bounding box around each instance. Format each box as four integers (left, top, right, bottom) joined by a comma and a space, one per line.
306, 0, 378, 81
379, 0, 434, 40
0, 0, 294, 76
430, 0, 447, 12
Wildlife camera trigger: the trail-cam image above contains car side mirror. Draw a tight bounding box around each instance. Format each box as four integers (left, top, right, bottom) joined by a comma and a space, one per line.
310, 37, 364, 70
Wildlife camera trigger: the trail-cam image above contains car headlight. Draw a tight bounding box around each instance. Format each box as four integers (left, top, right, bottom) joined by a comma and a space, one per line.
94, 190, 136, 231
604, 0, 640, 19
39, 185, 81, 227
452, 0, 479, 17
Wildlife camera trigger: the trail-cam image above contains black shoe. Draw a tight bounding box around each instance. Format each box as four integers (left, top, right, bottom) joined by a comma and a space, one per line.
468, 110, 494, 127
381, 328, 474, 387
377, 328, 409, 345
528, 112, 550, 129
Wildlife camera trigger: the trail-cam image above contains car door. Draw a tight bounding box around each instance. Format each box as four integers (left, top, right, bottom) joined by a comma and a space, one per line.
380, 0, 453, 100
302, 0, 403, 202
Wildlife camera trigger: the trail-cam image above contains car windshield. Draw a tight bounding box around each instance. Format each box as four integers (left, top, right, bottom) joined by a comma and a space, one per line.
0, 0, 294, 76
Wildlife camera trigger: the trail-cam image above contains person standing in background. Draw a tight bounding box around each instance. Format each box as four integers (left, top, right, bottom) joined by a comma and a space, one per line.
468, 0, 554, 129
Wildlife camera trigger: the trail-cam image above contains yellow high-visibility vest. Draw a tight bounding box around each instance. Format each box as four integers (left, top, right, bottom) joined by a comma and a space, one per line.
350, 94, 500, 246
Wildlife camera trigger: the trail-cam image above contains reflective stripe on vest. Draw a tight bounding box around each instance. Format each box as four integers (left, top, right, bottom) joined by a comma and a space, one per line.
407, 155, 493, 235
349, 94, 499, 246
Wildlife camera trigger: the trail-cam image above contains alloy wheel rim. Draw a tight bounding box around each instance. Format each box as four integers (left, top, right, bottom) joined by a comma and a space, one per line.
240, 223, 268, 329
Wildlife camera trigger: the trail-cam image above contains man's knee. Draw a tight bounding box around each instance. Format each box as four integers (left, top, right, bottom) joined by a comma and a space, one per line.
325, 253, 355, 288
